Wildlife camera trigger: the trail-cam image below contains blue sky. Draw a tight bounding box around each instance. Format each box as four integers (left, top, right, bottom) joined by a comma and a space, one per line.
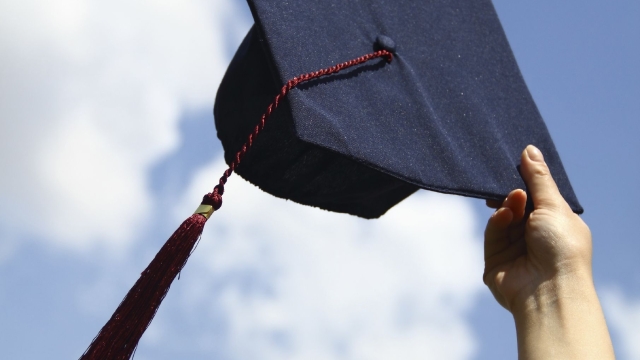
0, 0, 638, 359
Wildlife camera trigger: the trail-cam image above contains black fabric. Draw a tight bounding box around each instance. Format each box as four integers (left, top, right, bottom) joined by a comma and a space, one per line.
214, 0, 583, 217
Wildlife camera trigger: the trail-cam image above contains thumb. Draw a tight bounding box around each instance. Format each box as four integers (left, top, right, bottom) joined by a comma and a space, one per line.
520, 145, 566, 211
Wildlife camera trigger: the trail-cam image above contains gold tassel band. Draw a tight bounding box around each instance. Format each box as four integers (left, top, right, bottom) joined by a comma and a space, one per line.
193, 204, 214, 219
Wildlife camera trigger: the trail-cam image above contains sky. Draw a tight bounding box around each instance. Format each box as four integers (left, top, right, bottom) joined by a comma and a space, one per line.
0, 0, 638, 359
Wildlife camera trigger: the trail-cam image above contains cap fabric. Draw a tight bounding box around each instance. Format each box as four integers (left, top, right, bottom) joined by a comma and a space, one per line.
214, 0, 583, 218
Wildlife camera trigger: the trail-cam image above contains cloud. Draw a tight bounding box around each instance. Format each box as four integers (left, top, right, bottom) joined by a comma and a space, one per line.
602, 289, 640, 359
0, 0, 249, 253
165, 159, 485, 359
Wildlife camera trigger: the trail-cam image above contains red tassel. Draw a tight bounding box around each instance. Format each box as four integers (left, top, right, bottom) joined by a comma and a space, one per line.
79, 50, 392, 360
79, 213, 208, 360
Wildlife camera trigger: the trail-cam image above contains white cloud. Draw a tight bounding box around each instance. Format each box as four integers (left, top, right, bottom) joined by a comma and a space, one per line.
602, 289, 640, 359
167, 159, 485, 359
0, 0, 250, 253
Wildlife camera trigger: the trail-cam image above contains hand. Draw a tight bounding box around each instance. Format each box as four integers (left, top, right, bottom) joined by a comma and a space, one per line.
483, 145, 614, 359
483, 145, 593, 313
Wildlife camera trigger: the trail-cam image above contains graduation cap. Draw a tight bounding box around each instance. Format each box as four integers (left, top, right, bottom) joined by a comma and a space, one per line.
81, 0, 582, 358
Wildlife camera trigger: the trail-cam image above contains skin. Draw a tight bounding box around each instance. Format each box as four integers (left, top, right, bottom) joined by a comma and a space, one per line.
483, 145, 615, 359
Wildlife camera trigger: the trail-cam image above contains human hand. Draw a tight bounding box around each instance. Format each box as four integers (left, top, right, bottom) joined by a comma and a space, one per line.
483, 146, 614, 359
483, 145, 594, 314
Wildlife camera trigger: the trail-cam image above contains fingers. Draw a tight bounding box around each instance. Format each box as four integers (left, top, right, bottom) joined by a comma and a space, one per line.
488, 237, 527, 267
484, 234, 527, 307
484, 189, 526, 260
483, 189, 529, 306
504, 189, 527, 224
484, 207, 512, 259
520, 145, 567, 211
485, 207, 513, 249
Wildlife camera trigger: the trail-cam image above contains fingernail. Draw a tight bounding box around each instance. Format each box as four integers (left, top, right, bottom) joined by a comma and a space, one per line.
526, 145, 544, 163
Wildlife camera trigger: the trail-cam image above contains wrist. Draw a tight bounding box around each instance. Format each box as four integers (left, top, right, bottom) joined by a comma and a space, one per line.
511, 270, 597, 320
510, 271, 614, 360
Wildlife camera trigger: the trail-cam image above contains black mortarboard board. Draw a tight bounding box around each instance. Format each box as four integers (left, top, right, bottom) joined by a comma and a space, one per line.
81, 1, 584, 358
215, 0, 583, 217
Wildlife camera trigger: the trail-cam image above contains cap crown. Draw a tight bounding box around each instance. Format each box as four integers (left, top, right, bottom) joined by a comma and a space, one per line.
214, 0, 582, 217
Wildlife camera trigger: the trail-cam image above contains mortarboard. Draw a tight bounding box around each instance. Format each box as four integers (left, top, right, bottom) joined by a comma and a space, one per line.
215, 0, 582, 217
81, 0, 582, 358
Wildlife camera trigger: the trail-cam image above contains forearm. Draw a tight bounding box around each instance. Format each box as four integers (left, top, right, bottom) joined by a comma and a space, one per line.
512, 273, 615, 360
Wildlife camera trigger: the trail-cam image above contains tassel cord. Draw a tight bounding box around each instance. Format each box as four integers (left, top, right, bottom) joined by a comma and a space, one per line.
203, 49, 393, 205
80, 49, 392, 360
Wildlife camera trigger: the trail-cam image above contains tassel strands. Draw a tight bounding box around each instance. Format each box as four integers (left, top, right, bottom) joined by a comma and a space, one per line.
80, 213, 209, 360
79, 50, 392, 360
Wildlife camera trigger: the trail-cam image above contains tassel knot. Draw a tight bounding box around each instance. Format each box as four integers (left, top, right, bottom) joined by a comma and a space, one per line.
202, 192, 223, 211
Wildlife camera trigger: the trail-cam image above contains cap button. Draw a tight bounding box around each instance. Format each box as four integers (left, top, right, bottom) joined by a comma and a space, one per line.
375, 35, 396, 53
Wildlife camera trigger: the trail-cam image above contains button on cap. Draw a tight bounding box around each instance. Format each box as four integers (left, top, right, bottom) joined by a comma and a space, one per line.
376, 35, 396, 52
